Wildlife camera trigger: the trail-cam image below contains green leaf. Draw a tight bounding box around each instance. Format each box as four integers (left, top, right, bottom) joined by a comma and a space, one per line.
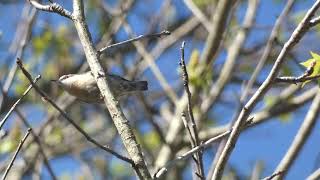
143, 131, 160, 150
300, 51, 320, 86
279, 113, 292, 123
0, 140, 15, 154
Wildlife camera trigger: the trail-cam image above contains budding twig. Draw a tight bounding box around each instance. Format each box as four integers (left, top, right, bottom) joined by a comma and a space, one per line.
28, 0, 73, 19
275, 60, 320, 83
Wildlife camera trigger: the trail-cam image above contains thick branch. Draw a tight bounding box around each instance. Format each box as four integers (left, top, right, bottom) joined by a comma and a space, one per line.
72, 0, 151, 179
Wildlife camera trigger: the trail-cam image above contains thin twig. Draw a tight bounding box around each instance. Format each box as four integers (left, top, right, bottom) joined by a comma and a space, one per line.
241, 0, 295, 102
261, 171, 283, 180
28, 0, 73, 19
16, 58, 134, 165
98, 30, 171, 54
179, 41, 204, 179
0, 75, 41, 131
183, 0, 211, 31
15, 110, 57, 180
0, 6, 37, 112
273, 89, 320, 179
2, 128, 31, 180
154, 130, 231, 179
275, 60, 320, 83
310, 15, 320, 27
181, 112, 196, 147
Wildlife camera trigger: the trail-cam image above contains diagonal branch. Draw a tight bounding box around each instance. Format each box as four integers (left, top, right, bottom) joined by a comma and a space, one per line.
273, 89, 320, 179
241, 0, 296, 101
212, 1, 320, 179
0, 75, 41, 131
2, 128, 31, 180
98, 30, 171, 54
15, 110, 57, 180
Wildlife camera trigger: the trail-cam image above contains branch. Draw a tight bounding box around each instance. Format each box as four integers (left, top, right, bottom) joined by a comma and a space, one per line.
261, 171, 283, 180
0, 6, 37, 111
241, 0, 296, 101
72, 0, 151, 179
98, 30, 171, 54
15, 110, 57, 180
16, 59, 134, 166
307, 167, 320, 180
183, 0, 211, 31
212, 1, 320, 179
2, 128, 31, 180
195, 86, 318, 143
200, 0, 236, 64
200, 0, 259, 123
123, 22, 178, 103
275, 60, 320, 83
179, 41, 204, 179
273, 89, 320, 179
0, 75, 41, 131
310, 15, 320, 27
28, 0, 73, 19
154, 129, 234, 179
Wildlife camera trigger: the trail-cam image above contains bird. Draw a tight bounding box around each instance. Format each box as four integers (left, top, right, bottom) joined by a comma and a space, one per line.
51, 71, 148, 103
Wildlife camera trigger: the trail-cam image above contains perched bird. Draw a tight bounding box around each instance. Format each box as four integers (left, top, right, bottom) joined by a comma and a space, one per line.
51, 71, 148, 103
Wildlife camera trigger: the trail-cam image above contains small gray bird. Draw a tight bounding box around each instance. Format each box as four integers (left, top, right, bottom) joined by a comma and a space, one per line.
51, 71, 148, 103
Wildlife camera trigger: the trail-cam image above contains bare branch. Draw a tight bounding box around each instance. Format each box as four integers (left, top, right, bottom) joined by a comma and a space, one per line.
261, 171, 283, 180
241, 0, 295, 101
28, 0, 73, 19
123, 22, 178, 103
179, 41, 204, 179
200, 0, 236, 64
310, 15, 320, 27
273, 89, 320, 179
98, 30, 171, 54
307, 167, 320, 180
183, 0, 211, 31
0, 75, 41, 131
154, 130, 231, 179
0, 6, 37, 111
15, 110, 57, 180
73, 0, 152, 178
213, 1, 320, 179
2, 128, 31, 180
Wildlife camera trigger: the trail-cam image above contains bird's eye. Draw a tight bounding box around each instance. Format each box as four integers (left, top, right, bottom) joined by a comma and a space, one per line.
59, 75, 71, 81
